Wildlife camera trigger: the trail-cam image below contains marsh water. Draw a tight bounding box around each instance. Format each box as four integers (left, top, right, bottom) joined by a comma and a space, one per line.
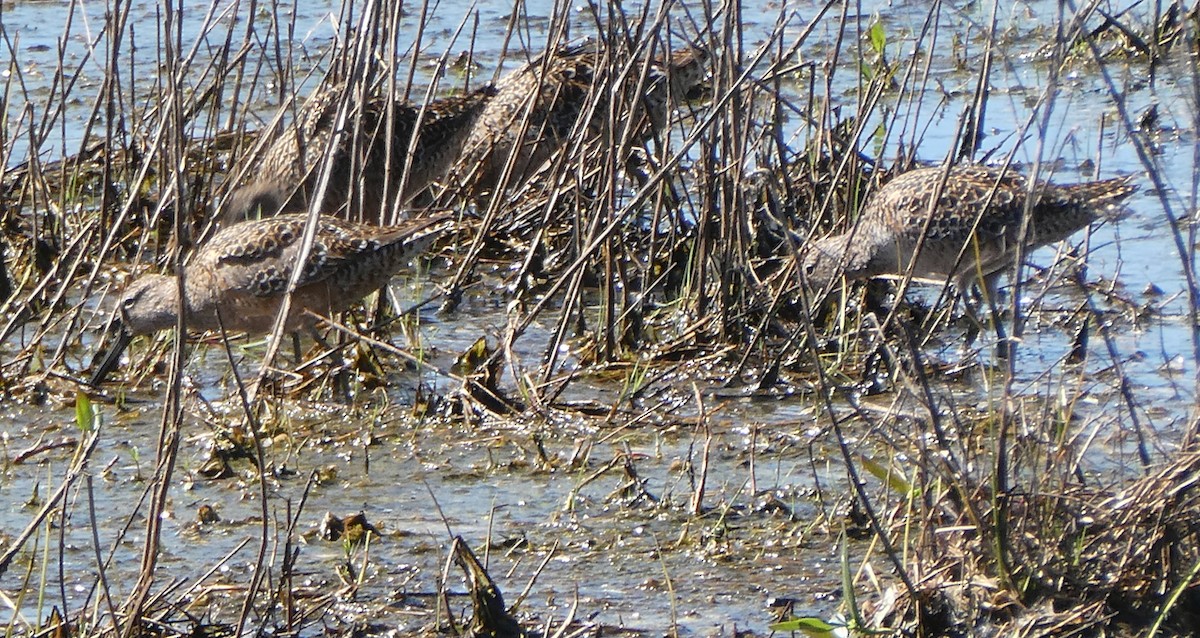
1, 0, 1197, 634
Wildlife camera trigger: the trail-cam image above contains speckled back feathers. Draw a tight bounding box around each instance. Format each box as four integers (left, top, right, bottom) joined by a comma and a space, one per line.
117, 213, 455, 336
223, 84, 496, 224
453, 40, 709, 197
802, 165, 1137, 292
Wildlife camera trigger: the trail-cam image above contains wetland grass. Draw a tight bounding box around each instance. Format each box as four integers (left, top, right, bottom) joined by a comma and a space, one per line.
2, 0, 1200, 636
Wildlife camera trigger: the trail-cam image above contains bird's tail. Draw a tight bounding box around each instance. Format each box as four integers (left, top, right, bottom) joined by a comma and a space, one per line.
385, 212, 458, 257
1064, 174, 1139, 220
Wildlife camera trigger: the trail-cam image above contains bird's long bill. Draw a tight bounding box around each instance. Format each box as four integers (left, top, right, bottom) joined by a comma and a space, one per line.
89, 324, 133, 386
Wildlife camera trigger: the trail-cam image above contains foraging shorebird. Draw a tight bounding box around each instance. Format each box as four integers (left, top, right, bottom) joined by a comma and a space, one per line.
222, 84, 496, 224
800, 164, 1137, 320
452, 40, 709, 198
90, 212, 454, 384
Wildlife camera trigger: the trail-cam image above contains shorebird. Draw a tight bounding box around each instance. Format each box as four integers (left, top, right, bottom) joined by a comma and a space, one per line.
90, 212, 455, 384
452, 40, 709, 199
221, 83, 496, 225
800, 164, 1137, 329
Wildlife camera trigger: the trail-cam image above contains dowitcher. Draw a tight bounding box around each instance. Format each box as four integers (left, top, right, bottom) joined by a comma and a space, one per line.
221, 84, 496, 225
800, 164, 1137, 317
90, 212, 454, 384
452, 40, 709, 198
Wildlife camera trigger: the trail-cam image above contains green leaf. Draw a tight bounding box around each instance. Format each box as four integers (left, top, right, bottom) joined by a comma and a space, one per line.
841, 534, 863, 628
869, 20, 886, 56
75, 392, 96, 433
861, 456, 913, 495
768, 616, 840, 634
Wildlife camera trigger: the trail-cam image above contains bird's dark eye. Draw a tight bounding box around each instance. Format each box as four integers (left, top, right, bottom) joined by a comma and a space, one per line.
122, 296, 137, 310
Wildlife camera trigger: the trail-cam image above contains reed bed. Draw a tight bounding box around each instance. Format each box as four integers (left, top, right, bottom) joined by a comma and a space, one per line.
0, 0, 1198, 636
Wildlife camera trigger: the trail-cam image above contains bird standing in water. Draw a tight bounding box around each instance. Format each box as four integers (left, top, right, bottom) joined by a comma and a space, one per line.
90, 212, 454, 384
221, 84, 496, 225
800, 164, 1137, 340
452, 40, 709, 199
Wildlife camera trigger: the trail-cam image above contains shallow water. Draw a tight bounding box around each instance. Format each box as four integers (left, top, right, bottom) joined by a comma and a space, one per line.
1, 0, 1197, 634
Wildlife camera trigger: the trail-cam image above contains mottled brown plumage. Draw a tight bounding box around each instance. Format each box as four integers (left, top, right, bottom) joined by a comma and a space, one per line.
122, 213, 453, 334
453, 40, 709, 198
801, 165, 1137, 297
91, 213, 453, 383
222, 84, 496, 224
